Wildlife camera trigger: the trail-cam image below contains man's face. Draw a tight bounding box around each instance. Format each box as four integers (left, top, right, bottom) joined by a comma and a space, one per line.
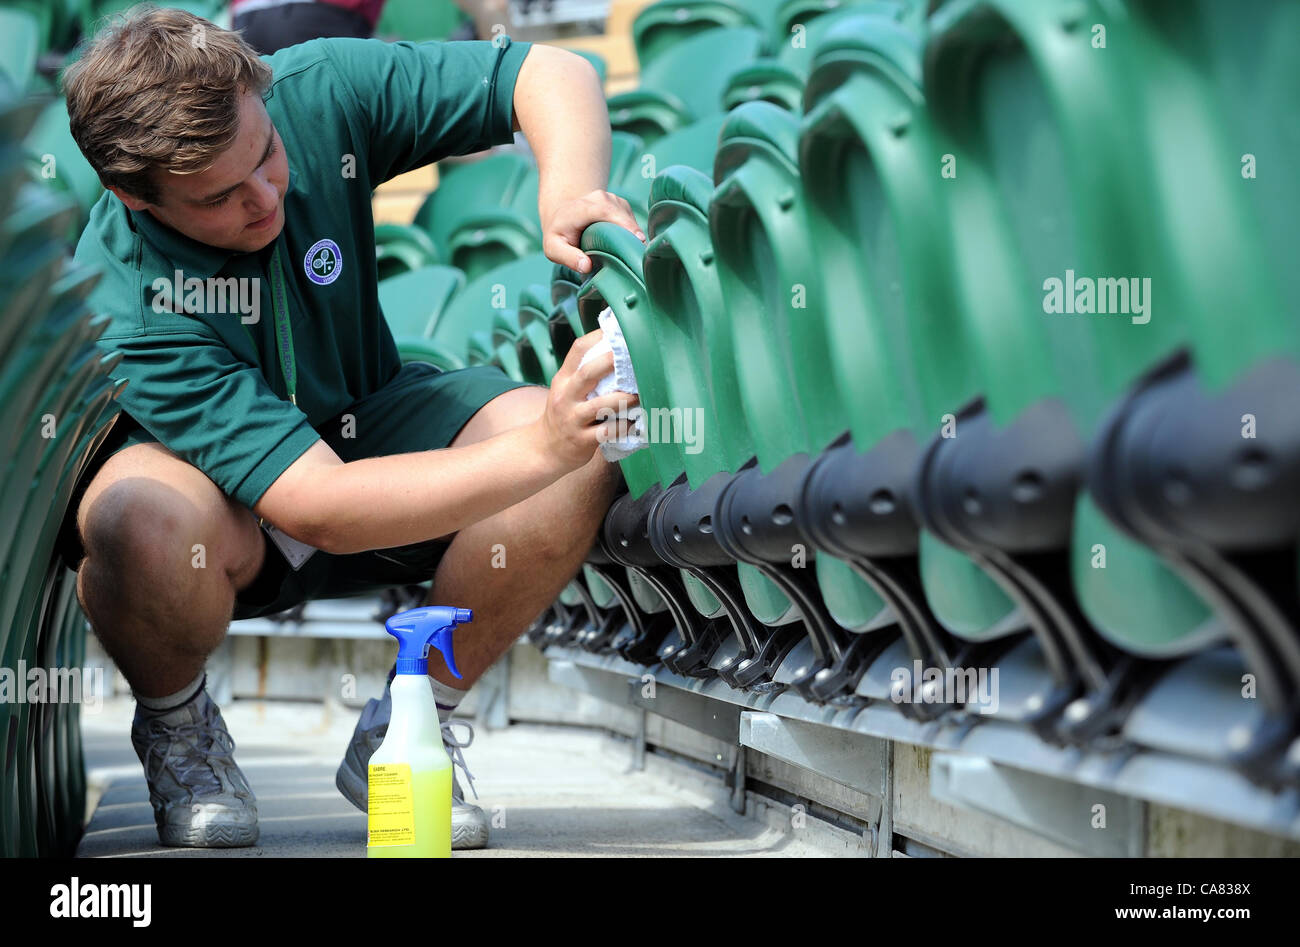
109, 89, 289, 254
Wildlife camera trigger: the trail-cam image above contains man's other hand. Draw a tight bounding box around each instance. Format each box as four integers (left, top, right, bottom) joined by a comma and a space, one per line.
542, 189, 644, 274
533, 328, 640, 470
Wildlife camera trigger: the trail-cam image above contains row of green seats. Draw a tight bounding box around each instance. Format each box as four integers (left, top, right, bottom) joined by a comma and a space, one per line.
632, 0, 900, 73
618, 0, 926, 143
422, 3, 1297, 766
0, 79, 122, 857
0, 0, 231, 90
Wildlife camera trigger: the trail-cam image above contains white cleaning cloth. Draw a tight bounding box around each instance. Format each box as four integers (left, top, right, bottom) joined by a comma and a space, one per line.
578, 307, 648, 462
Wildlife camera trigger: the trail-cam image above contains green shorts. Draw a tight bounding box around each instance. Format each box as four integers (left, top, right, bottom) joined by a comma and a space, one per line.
78, 362, 536, 621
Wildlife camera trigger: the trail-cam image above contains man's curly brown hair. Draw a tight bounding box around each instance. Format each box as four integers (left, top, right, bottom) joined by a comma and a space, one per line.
62, 3, 273, 206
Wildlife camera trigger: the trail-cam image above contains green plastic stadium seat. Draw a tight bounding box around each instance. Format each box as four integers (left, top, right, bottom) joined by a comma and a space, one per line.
642, 166, 741, 487
446, 206, 543, 283
378, 264, 465, 339
0, 8, 39, 90
721, 1, 908, 113
413, 152, 535, 261
374, 222, 440, 281
607, 26, 765, 144
515, 283, 559, 384
546, 262, 587, 364
432, 251, 553, 356
614, 113, 726, 217
633, 0, 777, 71
22, 98, 106, 241
721, 60, 804, 112
574, 222, 664, 499
640, 165, 752, 625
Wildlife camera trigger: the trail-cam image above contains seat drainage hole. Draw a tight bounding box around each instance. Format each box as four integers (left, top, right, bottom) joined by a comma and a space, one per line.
673, 525, 683, 542
1012, 470, 1043, 503
741, 515, 753, 535
962, 487, 982, 516
1163, 468, 1192, 507
1233, 448, 1272, 491
831, 502, 847, 526
772, 504, 793, 526
698, 515, 713, 534
868, 490, 894, 515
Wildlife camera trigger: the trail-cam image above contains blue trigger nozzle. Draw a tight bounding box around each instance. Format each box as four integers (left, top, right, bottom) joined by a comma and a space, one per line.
384, 606, 473, 679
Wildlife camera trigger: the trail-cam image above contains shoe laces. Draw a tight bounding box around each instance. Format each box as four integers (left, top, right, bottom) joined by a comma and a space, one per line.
440, 719, 478, 801
139, 703, 238, 803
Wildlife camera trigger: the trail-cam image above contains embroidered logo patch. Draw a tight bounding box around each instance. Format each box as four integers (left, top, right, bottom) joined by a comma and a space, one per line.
304, 238, 342, 285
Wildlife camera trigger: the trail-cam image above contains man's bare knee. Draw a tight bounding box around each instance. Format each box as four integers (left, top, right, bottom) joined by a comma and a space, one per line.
77, 446, 265, 627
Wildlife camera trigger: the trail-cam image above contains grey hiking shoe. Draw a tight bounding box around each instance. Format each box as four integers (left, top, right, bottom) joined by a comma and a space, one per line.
335, 685, 490, 850
130, 688, 259, 848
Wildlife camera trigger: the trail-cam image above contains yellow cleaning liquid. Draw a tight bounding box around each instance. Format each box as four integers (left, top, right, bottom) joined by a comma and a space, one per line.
367, 765, 452, 858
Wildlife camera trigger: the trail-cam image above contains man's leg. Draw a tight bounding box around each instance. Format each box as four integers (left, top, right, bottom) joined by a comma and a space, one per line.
426, 385, 621, 686
76, 442, 267, 695
76, 442, 269, 847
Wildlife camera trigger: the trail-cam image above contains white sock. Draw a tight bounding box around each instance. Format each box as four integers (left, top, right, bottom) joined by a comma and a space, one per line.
134, 671, 206, 715
429, 676, 467, 725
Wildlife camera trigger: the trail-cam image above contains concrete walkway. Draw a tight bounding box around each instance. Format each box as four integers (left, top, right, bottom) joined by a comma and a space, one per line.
77, 696, 830, 857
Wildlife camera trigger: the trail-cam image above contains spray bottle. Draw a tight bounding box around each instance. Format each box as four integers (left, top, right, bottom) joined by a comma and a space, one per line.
367, 605, 473, 858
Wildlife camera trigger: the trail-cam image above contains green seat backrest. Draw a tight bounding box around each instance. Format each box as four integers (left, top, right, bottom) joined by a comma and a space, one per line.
722, 60, 805, 113
615, 113, 727, 213
634, 1, 771, 71
775, 0, 919, 50
711, 100, 845, 465
547, 263, 587, 362
446, 207, 542, 283
374, 222, 440, 280
576, 222, 668, 499
606, 91, 693, 146
516, 283, 559, 384
378, 264, 465, 339
644, 165, 749, 485
621, 25, 765, 137
433, 251, 553, 354
0, 8, 39, 91
414, 152, 534, 259
609, 131, 646, 190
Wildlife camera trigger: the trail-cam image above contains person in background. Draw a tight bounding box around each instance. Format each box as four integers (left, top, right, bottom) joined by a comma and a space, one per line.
232, 0, 387, 55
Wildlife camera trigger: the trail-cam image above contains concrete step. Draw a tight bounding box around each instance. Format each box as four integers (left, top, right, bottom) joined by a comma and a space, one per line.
77, 696, 844, 857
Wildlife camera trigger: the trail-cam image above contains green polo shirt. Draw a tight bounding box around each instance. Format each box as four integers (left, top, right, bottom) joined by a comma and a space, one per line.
73, 35, 532, 510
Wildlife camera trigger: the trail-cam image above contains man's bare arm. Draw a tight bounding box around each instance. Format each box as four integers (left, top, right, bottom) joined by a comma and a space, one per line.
511, 44, 644, 273
254, 332, 631, 555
